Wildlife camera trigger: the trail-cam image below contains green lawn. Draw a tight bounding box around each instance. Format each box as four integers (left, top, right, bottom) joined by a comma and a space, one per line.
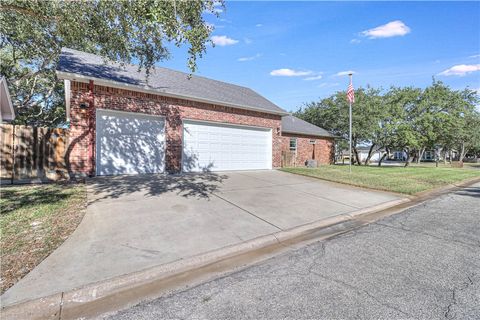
0, 183, 86, 294
281, 165, 480, 195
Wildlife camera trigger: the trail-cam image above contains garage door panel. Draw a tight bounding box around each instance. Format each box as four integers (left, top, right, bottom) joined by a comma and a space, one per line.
183, 121, 272, 172
96, 110, 165, 176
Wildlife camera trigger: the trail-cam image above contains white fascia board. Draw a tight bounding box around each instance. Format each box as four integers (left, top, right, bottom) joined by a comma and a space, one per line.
64, 79, 71, 122
0, 77, 15, 120
281, 130, 335, 139
56, 71, 289, 116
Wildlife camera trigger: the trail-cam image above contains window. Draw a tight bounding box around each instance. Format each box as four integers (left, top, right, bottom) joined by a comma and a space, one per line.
289, 138, 297, 152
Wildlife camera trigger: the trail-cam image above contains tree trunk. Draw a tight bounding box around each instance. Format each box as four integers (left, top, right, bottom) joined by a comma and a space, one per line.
443, 149, 447, 165
404, 150, 413, 167
417, 147, 426, 164
364, 144, 376, 166
459, 142, 468, 164
352, 146, 361, 165
378, 152, 387, 166
435, 147, 441, 168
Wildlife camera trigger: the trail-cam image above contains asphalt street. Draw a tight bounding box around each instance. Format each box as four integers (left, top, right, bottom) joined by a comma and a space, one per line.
106, 183, 480, 320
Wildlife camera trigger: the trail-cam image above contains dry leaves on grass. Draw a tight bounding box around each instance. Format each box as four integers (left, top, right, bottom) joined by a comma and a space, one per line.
0, 183, 87, 294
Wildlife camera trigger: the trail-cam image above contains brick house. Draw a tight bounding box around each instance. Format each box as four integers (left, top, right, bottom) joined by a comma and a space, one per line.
57, 48, 333, 176
281, 115, 335, 167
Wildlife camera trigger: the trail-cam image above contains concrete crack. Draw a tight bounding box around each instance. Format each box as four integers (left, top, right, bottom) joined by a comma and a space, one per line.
309, 270, 414, 318
374, 222, 480, 248
444, 274, 475, 319
211, 192, 282, 231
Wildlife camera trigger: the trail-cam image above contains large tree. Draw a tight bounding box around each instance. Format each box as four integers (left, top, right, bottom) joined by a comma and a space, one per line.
450, 88, 480, 163
295, 80, 480, 166
0, 0, 221, 126
296, 86, 383, 165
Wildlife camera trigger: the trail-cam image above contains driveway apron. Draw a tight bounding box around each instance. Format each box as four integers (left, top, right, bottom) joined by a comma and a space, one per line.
1, 170, 403, 306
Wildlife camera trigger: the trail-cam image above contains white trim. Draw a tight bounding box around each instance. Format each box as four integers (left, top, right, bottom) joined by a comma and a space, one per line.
289, 137, 298, 153
56, 70, 290, 116
0, 77, 15, 121
64, 79, 71, 122
282, 130, 333, 138
95, 108, 166, 120
182, 118, 272, 131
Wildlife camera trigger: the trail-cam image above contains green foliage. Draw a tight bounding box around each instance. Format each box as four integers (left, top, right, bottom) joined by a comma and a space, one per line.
281, 165, 480, 195
295, 80, 480, 164
0, 0, 221, 126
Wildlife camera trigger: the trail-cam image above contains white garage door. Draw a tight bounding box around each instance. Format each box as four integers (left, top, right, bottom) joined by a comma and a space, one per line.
96, 109, 165, 176
182, 121, 272, 172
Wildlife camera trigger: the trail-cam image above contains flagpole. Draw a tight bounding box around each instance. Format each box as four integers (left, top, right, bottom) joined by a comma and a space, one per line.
348, 73, 353, 173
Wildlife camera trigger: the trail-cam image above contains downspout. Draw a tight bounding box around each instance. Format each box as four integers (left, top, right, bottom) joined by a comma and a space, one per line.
88, 80, 95, 177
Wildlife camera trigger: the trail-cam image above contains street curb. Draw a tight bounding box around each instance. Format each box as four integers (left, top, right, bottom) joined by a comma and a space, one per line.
2, 178, 479, 319
0, 197, 409, 320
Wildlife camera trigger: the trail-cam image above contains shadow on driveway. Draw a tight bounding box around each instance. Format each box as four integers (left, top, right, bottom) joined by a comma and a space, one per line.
88, 173, 229, 203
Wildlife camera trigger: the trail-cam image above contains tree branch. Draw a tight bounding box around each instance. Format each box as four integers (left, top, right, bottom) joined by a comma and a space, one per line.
0, 4, 52, 20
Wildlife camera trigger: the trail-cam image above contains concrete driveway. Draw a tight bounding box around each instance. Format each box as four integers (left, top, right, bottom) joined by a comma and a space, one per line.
107, 182, 480, 320
2, 170, 404, 306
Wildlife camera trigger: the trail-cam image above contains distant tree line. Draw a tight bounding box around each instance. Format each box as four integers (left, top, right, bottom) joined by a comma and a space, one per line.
294, 80, 480, 166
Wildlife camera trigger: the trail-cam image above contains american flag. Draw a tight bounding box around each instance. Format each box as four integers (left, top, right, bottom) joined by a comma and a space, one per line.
347, 82, 355, 104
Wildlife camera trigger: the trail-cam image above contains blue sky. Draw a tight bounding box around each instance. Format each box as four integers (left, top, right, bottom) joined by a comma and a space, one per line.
161, 1, 480, 112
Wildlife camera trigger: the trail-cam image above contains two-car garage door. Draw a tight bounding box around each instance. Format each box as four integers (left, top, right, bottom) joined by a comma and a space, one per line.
96, 110, 272, 175
182, 121, 272, 172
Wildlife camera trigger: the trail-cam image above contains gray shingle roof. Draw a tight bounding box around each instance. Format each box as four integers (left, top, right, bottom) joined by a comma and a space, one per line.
281, 115, 334, 138
57, 48, 288, 115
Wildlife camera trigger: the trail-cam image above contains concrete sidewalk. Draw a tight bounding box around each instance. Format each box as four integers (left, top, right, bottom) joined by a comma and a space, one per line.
1, 170, 404, 307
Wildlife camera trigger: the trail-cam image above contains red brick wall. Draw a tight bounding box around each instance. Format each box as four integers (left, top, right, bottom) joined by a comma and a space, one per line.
281, 133, 334, 167
68, 81, 282, 175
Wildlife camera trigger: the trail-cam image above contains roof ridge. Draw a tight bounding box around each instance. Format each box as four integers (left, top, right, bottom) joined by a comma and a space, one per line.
61, 48, 256, 92
58, 48, 288, 115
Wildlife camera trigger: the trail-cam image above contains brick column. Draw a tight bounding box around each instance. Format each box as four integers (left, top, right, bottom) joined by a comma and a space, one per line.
165, 106, 183, 173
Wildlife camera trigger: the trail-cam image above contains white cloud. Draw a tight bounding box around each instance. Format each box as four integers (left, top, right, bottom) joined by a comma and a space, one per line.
256, 24, 263, 27
204, 2, 223, 14
469, 54, 480, 59
238, 53, 262, 62
318, 83, 339, 88
438, 64, 480, 76
303, 75, 323, 81
211, 35, 239, 46
361, 20, 411, 39
270, 68, 313, 77
350, 39, 361, 44
335, 71, 356, 77
244, 38, 253, 44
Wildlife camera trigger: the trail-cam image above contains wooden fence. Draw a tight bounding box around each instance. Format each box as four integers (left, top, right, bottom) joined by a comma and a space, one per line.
1, 124, 70, 184
281, 150, 297, 167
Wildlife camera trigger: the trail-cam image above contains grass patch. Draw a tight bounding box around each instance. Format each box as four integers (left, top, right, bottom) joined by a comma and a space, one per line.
281, 165, 480, 195
0, 183, 87, 294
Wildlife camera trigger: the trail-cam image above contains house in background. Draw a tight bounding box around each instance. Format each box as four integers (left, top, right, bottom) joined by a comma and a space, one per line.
57, 48, 334, 177
0, 77, 15, 123
356, 146, 384, 163
281, 115, 335, 167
